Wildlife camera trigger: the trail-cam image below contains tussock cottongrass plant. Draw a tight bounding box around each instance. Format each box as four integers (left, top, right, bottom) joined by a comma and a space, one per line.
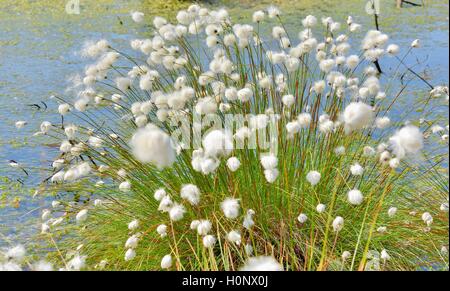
21, 4, 449, 271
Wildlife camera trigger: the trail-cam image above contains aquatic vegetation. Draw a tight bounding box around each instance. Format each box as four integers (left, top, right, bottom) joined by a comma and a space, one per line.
4, 4, 449, 271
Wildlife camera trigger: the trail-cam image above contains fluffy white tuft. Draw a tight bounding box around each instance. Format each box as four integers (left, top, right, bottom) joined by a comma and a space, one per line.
389, 125, 424, 159
130, 124, 176, 169
347, 189, 364, 205
342, 102, 374, 133
306, 171, 321, 186
221, 198, 240, 219
180, 184, 201, 205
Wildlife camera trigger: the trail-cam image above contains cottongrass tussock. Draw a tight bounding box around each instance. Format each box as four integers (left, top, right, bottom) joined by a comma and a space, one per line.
11, 3, 448, 271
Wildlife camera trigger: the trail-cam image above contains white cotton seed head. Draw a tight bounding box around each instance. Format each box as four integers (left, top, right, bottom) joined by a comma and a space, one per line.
115, 77, 132, 92
76, 209, 88, 224
302, 15, 317, 28
51, 171, 65, 183
263, 5, 280, 18
363, 78, 380, 95
346, 55, 360, 69
156, 224, 168, 237
282, 94, 295, 107
190, 220, 201, 230
264, 168, 279, 183
158, 196, 173, 213
131, 11, 144, 23
389, 125, 423, 159
319, 119, 334, 134
161, 254, 172, 269
180, 184, 201, 205
224, 34, 237, 46
202, 130, 233, 158
124, 249, 136, 261
227, 230, 242, 245
41, 209, 51, 221
313, 80, 326, 94
388, 207, 397, 218
319, 59, 335, 72
349, 23, 361, 33
316, 203, 326, 213
125, 235, 139, 249
154, 188, 167, 201
225, 87, 238, 101
348, 189, 364, 205
376, 92, 387, 100
119, 181, 131, 192
342, 251, 352, 261
249, 114, 269, 130
64, 125, 77, 139
206, 35, 219, 48
130, 125, 176, 169
286, 121, 301, 134
243, 210, 255, 229
226, 157, 241, 172
260, 154, 278, 170
200, 158, 220, 175
153, 16, 167, 29
297, 213, 308, 224
93, 198, 103, 207
41, 223, 50, 234
343, 102, 374, 133
375, 117, 391, 129
377, 226, 387, 233
298, 113, 312, 127
5, 245, 26, 261
252, 10, 265, 22
74, 98, 89, 112
202, 235, 217, 248
237, 87, 252, 102
381, 249, 390, 261
221, 198, 240, 219
350, 163, 364, 176
272, 26, 286, 39
422, 212, 433, 226
176, 10, 191, 25
411, 39, 420, 48
386, 44, 400, 55
128, 219, 139, 231
58, 103, 71, 115
332, 216, 344, 232
389, 158, 400, 169
197, 220, 212, 236
40, 121, 52, 134
169, 204, 185, 221
306, 171, 321, 186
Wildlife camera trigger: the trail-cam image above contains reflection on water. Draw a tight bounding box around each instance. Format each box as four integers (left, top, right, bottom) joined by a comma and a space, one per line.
0, 0, 448, 246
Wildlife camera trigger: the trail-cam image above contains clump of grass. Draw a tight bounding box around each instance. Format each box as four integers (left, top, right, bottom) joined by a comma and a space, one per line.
17, 4, 449, 271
